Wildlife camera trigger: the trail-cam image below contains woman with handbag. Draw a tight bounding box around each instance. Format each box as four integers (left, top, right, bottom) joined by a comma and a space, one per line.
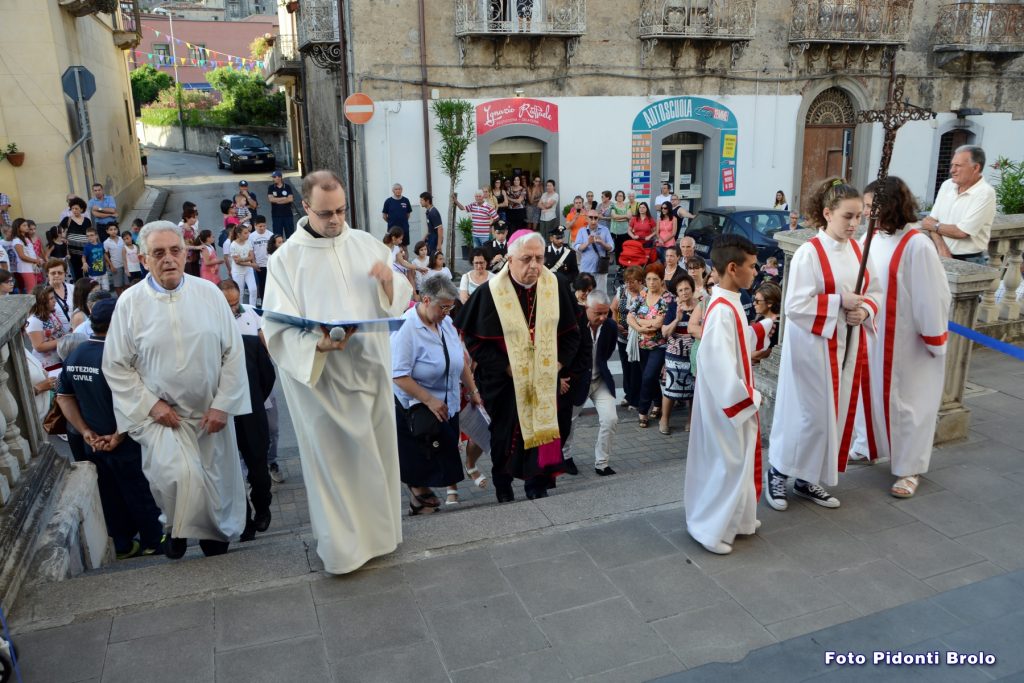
391, 276, 480, 512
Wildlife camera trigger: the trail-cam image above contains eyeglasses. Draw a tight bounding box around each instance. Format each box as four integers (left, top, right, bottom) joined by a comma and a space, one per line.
435, 302, 456, 312
587, 216, 598, 221
309, 206, 347, 220
754, 298, 766, 304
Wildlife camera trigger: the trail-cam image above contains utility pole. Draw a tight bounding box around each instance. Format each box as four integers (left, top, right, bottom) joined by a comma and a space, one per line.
154, 7, 188, 151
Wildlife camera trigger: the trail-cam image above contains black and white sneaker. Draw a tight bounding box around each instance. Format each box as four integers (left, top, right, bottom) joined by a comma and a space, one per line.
766, 467, 789, 511
794, 480, 840, 508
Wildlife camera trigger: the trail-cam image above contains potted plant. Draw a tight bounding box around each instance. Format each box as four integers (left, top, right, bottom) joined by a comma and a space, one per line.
1, 143, 24, 167
457, 216, 474, 261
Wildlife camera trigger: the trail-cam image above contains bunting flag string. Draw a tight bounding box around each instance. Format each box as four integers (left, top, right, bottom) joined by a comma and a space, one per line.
137, 25, 266, 69
128, 49, 263, 71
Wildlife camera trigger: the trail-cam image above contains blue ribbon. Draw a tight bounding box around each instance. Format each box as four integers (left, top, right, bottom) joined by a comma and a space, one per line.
948, 321, 1024, 362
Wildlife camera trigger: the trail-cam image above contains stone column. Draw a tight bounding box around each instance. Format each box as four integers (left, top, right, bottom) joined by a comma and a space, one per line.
754, 228, 817, 437
935, 258, 1000, 444
998, 236, 1022, 321
0, 343, 30, 468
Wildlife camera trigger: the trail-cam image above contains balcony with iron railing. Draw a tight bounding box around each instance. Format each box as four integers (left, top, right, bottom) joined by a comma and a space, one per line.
638, 0, 755, 41
454, 0, 586, 37
113, 0, 142, 50
295, 0, 342, 69
932, 2, 1024, 54
789, 0, 914, 46
264, 35, 301, 83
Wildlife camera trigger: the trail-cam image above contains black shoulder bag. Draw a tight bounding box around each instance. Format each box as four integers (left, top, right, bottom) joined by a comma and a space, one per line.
402, 330, 451, 450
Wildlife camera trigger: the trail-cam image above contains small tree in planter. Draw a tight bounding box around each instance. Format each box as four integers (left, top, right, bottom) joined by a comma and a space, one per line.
457, 216, 474, 261
431, 98, 475, 269
1, 143, 24, 167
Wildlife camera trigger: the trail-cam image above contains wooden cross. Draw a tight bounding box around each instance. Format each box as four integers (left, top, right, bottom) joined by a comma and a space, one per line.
843, 73, 936, 368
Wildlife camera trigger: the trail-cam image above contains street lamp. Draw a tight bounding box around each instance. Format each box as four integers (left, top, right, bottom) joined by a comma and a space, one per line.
152, 7, 188, 151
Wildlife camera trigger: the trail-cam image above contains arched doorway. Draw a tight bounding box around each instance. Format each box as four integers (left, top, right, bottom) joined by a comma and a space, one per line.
801, 88, 858, 197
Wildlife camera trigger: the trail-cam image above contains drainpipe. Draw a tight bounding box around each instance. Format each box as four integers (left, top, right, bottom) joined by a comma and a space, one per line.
417, 0, 432, 193
335, 0, 359, 228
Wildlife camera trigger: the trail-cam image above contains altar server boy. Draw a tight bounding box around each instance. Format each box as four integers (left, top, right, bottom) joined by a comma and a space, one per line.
684, 235, 774, 555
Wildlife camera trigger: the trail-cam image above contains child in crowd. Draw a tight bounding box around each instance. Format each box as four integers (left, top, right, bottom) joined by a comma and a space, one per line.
385, 226, 416, 290
234, 194, 252, 228
760, 256, 780, 280
248, 215, 271, 305
0, 269, 14, 294
103, 224, 126, 293
267, 234, 285, 256
220, 199, 236, 278
426, 251, 453, 283
230, 226, 258, 307
45, 226, 69, 265
198, 229, 223, 285
82, 226, 109, 291
122, 232, 142, 285
130, 218, 143, 244
684, 235, 774, 555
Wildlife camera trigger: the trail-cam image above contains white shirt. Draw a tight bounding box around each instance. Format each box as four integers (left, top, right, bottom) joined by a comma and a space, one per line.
125, 244, 141, 273
13, 238, 35, 274
104, 236, 125, 269
540, 192, 559, 221
930, 177, 997, 255
248, 229, 272, 268
230, 240, 254, 276
234, 304, 262, 337
654, 194, 673, 211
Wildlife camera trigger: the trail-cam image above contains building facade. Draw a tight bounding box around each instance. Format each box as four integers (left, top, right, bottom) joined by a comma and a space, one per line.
137, 12, 279, 90
270, 0, 1024, 239
0, 0, 146, 226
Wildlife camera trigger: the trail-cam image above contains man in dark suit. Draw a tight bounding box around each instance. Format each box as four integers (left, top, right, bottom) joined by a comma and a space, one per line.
545, 226, 579, 284
485, 222, 509, 273
568, 290, 619, 475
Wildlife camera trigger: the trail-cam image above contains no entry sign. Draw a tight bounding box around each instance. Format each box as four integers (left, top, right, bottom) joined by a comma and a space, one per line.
344, 93, 375, 124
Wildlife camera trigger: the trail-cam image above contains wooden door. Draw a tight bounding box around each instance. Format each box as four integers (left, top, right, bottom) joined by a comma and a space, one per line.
801, 126, 854, 202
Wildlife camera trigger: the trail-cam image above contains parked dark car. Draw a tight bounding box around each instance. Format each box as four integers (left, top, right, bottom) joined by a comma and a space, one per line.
216, 134, 276, 172
684, 206, 789, 280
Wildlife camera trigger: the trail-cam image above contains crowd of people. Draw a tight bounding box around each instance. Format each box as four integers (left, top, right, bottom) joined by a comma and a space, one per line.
0, 141, 996, 572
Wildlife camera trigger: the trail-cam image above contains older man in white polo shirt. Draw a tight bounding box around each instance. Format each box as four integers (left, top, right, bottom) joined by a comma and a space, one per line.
922, 145, 996, 264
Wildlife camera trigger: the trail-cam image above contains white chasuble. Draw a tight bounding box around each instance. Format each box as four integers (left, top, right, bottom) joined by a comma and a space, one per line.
685, 288, 772, 547
104, 275, 250, 541
262, 219, 413, 574
852, 228, 950, 475
769, 233, 881, 487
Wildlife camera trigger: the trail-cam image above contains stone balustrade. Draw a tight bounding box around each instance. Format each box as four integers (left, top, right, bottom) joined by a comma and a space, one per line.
978, 213, 1024, 326
756, 227, 999, 445
0, 295, 107, 611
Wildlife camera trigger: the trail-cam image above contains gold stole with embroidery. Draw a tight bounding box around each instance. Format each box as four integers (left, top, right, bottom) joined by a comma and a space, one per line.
490, 266, 560, 449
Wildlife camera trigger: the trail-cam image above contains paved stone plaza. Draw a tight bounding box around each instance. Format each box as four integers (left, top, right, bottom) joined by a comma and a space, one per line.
7, 345, 1024, 682
5, 151, 1022, 682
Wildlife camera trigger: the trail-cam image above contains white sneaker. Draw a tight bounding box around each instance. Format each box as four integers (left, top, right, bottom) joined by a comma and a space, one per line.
702, 541, 733, 555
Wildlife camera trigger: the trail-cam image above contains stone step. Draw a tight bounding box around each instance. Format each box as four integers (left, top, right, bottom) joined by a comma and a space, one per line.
10, 458, 685, 633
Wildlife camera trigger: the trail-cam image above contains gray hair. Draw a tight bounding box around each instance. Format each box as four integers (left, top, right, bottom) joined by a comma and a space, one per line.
86, 288, 114, 310
586, 290, 611, 307
507, 231, 545, 257
420, 273, 459, 301
955, 145, 986, 171
57, 333, 89, 361
679, 236, 696, 247
137, 220, 185, 256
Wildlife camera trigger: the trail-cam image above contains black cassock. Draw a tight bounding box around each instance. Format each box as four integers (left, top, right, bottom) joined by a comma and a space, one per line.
455, 275, 580, 500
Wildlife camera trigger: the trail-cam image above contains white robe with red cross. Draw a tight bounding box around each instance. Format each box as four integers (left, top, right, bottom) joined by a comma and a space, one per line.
769, 232, 882, 487
851, 228, 950, 475
684, 287, 773, 548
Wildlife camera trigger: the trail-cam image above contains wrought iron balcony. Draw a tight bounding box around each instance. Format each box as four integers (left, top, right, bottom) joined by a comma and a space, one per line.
264, 35, 301, 83
60, 0, 117, 17
932, 3, 1024, 54
296, 0, 342, 69
789, 0, 913, 46
638, 0, 755, 41
454, 0, 586, 37
113, 0, 142, 50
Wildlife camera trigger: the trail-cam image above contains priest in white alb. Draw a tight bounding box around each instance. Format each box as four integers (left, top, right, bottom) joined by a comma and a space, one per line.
684, 235, 773, 555
851, 177, 951, 499
104, 221, 250, 559
261, 170, 413, 574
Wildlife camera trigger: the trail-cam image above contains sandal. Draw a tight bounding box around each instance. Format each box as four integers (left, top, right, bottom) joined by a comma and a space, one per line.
650, 407, 661, 419
466, 466, 488, 489
659, 422, 671, 436
445, 488, 460, 506
890, 475, 920, 499
409, 487, 441, 509
638, 414, 649, 428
